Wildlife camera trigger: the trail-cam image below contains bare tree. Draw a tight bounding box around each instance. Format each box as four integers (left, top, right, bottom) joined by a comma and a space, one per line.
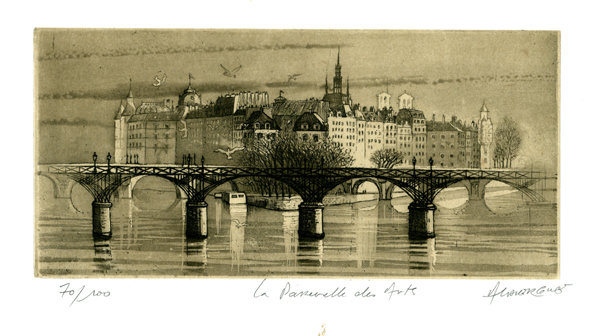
493, 117, 522, 168
239, 132, 354, 197
370, 148, 404, 168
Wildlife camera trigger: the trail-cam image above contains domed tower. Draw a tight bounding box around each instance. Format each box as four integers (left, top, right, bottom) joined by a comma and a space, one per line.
478, 101, 494, 169
114, 79, 136, 163
178, 74, 201, 109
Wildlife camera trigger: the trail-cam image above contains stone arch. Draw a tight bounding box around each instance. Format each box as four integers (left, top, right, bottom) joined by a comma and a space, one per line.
433, 178, 544, 203
351, 178, 383, 198
38, 172, 76, 199
118, 175, 188, 200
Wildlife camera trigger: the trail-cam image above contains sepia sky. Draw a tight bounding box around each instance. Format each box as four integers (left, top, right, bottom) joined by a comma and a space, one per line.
36, 29, 558, 169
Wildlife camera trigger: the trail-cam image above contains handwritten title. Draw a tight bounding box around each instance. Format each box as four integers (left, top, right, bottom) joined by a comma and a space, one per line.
253, 279, 416, 300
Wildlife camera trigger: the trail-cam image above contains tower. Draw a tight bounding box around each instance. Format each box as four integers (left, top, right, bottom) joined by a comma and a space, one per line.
478, 101, 494, 169
398, 91, 414, 110
377, 92, 392, 110
333, 47, 342, 94
114, 79, 136, 163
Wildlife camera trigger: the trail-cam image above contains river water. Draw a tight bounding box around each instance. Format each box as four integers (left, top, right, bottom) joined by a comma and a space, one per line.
36, 179, 558, 278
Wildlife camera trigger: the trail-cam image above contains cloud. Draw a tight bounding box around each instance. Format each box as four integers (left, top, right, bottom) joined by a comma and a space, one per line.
39, 118, 111, 128
38, 43, 347, 62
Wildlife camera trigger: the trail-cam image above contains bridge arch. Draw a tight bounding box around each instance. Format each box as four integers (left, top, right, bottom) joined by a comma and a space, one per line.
38, 172, 76, 199
351, 178, 383, 197
118, 175, 188, 200
432, 177, 544, 203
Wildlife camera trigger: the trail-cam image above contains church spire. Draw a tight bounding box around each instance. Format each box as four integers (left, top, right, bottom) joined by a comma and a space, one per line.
333, 47, 342, 94
127, 78, 133, 98
480, 100, 489, 112
346, 76, 350, 96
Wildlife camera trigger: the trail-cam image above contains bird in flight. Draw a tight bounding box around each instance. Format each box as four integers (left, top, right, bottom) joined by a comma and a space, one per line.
220, 64, 242, 78
152, 71, 167, 88
214, 146, 245, 160
287, 73, 302, 83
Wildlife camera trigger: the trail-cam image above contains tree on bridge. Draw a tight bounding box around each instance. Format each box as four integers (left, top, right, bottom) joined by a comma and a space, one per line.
493, 116, 522, 168
370, 148, 404, 169
239, 132, 354, 197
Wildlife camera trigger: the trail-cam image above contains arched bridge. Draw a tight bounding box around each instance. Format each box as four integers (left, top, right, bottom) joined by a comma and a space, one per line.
42, 162, 549, 240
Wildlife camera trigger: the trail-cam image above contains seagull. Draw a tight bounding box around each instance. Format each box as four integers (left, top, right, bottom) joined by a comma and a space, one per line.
287, 73, 302, 82
232, 218, 247, 228
220, 64, 242, 78
214, 146, 245, 160
152, 71, 167, 88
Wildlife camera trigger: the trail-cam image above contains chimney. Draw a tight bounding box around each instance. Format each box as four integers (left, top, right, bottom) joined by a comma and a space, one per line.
451, 115, 457, 123
442, 114, 446, 123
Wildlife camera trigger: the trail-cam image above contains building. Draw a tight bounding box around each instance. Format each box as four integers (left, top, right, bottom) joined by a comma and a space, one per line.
125, 101, 181, 164
478, 101, 494, 169
426, 116, 465, 168
242, 109, 280, 140
293, 111, 328, 142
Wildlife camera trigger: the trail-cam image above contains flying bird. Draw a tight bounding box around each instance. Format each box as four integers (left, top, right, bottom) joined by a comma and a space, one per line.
287, 73, 302, 82
220, 64, 242, 78
214, 146, 245, 160
232, 218, 247, 228
152, 71, 167, 88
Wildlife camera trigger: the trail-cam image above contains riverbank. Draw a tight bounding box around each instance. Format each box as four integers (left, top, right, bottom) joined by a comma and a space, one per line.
246, 193, 379, 210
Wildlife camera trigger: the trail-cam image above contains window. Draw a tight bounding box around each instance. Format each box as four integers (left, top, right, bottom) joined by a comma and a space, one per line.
303, 134, 309, 141
313, 135, 319, 142
313, 124, 320, 130
265, 123, 270, 130
254, 122, 260, 129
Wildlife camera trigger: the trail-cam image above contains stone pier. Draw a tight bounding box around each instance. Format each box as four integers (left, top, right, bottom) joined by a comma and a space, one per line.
298, 202, 325, 239
92, 201, 112, 238
408, 202, 436, 239
186, 201, 208, 239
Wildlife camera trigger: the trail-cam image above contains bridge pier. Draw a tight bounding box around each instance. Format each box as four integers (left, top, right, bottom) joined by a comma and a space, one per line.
186, 201, 208, 239
298, 202, 325, 239
408, 202, 436, 239
92, 201, 112, 238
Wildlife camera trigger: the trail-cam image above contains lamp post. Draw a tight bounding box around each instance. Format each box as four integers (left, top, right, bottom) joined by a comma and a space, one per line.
106, 152, 111, 173
412, 156, 417, 171
93, 152, 98, 173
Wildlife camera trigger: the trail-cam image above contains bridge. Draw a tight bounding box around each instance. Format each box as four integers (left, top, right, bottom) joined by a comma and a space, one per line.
40, 160, 550, 240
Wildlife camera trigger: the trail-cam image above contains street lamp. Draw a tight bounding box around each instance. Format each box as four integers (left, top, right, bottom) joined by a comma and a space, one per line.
107, 152, 111, 172
93, 152, 98, 173
429, 157, 434, 170
412, 156, 417, 170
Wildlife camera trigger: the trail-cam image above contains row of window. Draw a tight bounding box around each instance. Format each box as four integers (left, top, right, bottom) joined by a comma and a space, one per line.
300, 123, 321, 131
253, 122, 272, 129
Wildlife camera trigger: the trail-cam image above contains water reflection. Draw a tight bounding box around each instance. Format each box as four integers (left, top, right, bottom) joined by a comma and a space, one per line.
354, 202, 378, 268
408, 238, 437, 275
229, 204, 247, 271
36, 179, 557, 277
297, 238, 324, 269
184, 238, 208, 271
282, 211, 298, 267
93, 237, 113, 274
